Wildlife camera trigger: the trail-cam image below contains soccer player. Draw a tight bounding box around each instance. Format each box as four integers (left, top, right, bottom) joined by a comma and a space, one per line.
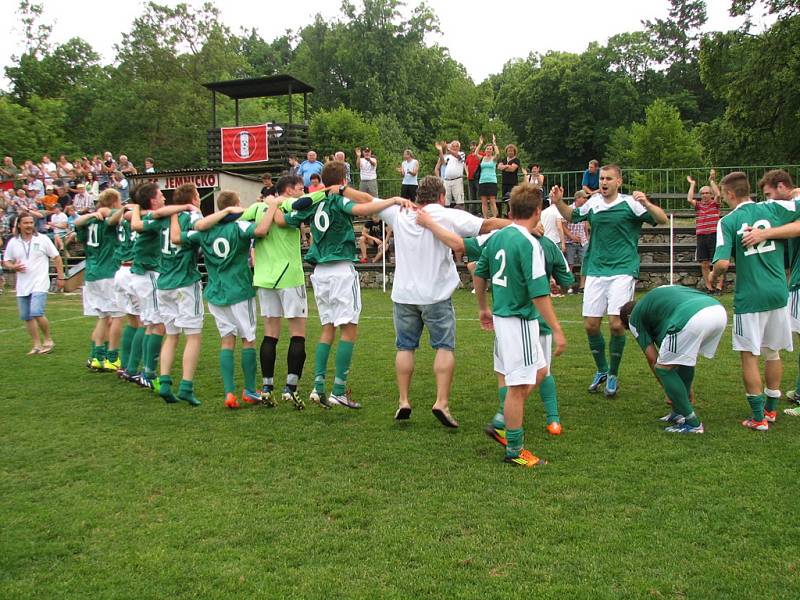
473, 183, 567, 467
738, 169, 800, 416
552, 166, 668, 397
275, 161, 413, 409
152, 183, 203, 406
416, 201, 572, 435
711, 171, 798, 430
74, 189, 125, 371
174, 191, 277, 408
619, 286, 728, 434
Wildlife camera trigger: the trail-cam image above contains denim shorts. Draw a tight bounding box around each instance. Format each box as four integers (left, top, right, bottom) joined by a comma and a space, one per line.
393, 299, 456, 351
18, 292, 48, 321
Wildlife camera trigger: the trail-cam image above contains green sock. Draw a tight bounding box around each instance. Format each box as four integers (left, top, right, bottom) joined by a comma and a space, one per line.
145, 334, 163, 375
492, 386, 508, 428
120, 325, 136, 369
676, 365, 695, 394
102, 341, 108, 356
505, 427, 524, 457
656, 367, 699, 426
539, 374, 559, 424
609, 334, 626, 377
588, 333, 608, 373
141, 333, 152, 375
127, 327, 145, 373
90, 343, 98, 360
178, 379, 200, 406
747, 394, 765, 422
314, 342, 332, 393
796, 351, 800, 395
96, 343, 107, 362
242, 347, 257, 393
158, 375, 177, 402
220, 349, 235, 394
765, 389, 781, 412
106, 348, 119, 363
332, 340, 355, 395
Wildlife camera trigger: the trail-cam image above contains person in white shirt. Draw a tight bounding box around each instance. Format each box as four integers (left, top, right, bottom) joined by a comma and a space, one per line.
378, 175, 507, 428
540, 203, 567, 253
355, 146, 378, 197
435, 140, 467, 208
1, 213, 64, 354
73, 183, 95, 214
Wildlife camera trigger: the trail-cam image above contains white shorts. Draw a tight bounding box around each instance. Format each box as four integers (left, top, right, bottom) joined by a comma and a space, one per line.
788, 289, 800, 334
539, 333, 552, 375
114, 266, 140, 315
444, 178, 464, 205
733, 308, 793, 355
657, 305, 727, 366
493, 315, 547, 386
83, 278, 124, 318
583, 275, 636, 317
128, 270, 161, 326
310, 262, 361, 326
209, 298, 257, 342
157, 282, 204, 335
257, 286, 308, 319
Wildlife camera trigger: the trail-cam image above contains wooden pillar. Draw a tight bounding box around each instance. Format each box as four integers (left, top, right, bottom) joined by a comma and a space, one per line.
235, 98, 240, 126
288, 83, 293, 125
303, 93, 308, 124
212, 91, 217, 128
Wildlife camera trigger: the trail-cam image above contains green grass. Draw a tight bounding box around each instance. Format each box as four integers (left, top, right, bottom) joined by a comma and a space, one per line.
2, 289, 800, 598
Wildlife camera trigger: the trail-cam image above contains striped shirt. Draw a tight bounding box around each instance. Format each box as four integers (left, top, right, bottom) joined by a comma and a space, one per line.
566, 203, 588, 245
695, 199, 720, 234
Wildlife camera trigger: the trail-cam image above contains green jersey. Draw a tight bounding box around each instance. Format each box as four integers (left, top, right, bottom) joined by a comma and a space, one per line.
629, 285, 721, 352
784, 198, 800, 290
283, 192, 357, 265
113, 217, 137, 264
473, 224, 550, 320
156, 211, 202, 290
76, 216, 119, 281
572, 194, 656, 277
241, 198, 304, 289
131, 213, 162, 275
712, 200, 798, 313
182, 220, 256, 306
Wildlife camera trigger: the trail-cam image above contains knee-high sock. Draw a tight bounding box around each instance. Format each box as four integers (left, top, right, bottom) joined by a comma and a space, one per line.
286, 336, 306, 391
242, 347, 257, 393
126, 327, 145, 373
588, 333, 608, 372
765, 388, 781, 412
314, 342, 332, 393
120, 325, 137, 369
492, 386, 508, 428
144, 334, 163, 375
608, 334, 626, 376
260, 336, 278, 388
676, 365, 695, 395
539, 374, 559, 424
332, 340, 354, 396
656, 367, 699, 426
747, 394, 765, 422
220, 349, 235, 394
505, 427, 524, 457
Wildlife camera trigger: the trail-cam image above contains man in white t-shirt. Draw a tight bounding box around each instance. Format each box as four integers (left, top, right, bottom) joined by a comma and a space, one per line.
1, 213, 64, 354
540, 202, 567, 253
378, 175, 507, 428
435, 140, 467, 208
355, 146, 378, 197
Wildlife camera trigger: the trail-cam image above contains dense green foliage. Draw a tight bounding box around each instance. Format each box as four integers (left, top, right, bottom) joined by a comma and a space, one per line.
1, 0, 798, 172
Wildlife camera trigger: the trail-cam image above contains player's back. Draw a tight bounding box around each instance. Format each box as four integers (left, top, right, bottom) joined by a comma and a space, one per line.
303, 194, 356, 265
78, 216, 118, 281
187, 220, 255, 306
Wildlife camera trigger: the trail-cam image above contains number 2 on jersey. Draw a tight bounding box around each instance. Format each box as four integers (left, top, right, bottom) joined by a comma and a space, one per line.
492, 249, 508, 287
737, 220, 776, 256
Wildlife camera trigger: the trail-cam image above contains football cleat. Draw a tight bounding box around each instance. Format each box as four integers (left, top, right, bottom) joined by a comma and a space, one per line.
604, 374, 619, 397
783, 406, 800, 417
588, 371, 608, 393
658, 410, 686, 425
546, 421, 562, 436
330, 390, 362, 409
786, 390, 800, 405
102, 358, 121, 372
309, 389, 333, 409
260, 387, 276, 408
282, 387, 305, 410
242, 389, 261, 405
224, 392, 241, 409
89, 358, 103, 371
764, 410, 778, 423
504, 449, 546, 468
118, 369, 137, 383
159, 388, 179, 404
741, 418, 769, 431
484, 422, 507, 446
665, 422, 704, 434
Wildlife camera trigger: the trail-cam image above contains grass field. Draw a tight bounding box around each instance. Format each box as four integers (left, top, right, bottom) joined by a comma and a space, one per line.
2, 288, 800, 599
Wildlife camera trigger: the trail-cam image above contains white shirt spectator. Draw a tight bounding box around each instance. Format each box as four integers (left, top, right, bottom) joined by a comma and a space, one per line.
3, 233, 59, 295
379, 203, 482, 305
541, 204, 565, 245
73, 192, 94, 214
442, 153, 466, 180
50, 212, 68, 236
359, 158, 377, 181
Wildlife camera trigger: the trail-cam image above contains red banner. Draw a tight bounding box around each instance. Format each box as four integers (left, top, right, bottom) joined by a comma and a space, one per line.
220, 124, 269, 164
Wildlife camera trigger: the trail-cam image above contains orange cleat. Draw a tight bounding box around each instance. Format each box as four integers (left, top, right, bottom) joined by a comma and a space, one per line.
546, 422, 562, 436
764, 410, 777, 423
504, 448, 547, 468
224, 392, 241, 409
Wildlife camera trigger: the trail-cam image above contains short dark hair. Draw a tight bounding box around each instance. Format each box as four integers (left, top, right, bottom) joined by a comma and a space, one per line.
275, 175, 303, 196
136, 182, 160, 209
759, 169, 795, 191
619, 301, 636, 329
720, 171, 750, 199
416, 176, 445, 205
321, 161, 347, 187
310, 173, 321, 183
508, 183, 542, 219
262, 173, 273, 181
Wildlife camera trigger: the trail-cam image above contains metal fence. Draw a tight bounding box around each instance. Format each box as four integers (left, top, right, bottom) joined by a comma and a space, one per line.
358, 164, 800, 214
